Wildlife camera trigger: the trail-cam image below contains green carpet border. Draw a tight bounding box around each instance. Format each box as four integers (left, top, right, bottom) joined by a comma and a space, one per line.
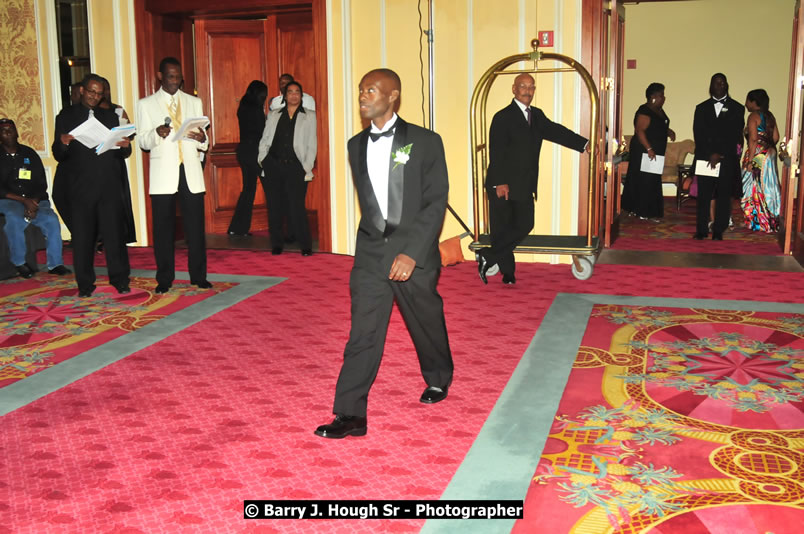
0, 268, 284, 416
421, 294, 804, 534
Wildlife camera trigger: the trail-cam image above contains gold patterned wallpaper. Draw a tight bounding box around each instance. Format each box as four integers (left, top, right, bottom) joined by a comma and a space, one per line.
0, 0, 44, 151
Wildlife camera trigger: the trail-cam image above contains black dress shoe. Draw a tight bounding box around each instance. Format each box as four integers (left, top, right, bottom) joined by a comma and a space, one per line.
712, 232, 723, 241
193, 280, 213, 289
48, 265, 72, 275
477, 253, 490, 284
78, 288, 94, 298
301, 249, 313, 256
155, 285, 170, 294
114, 284, 131, 294
314, 414, 367, 439
271, 247, 283, 255
420, 386, 448, 404
693, 232, 707, 240
15, 264, 33, 279
228, 230, 252, 236
502, 274, 516, 285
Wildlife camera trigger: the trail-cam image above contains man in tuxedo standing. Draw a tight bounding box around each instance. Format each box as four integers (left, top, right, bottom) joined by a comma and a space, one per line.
477, 73, 587, 285
315, 68, 453, 439
136, 57, 211, 294
52, 73, 131, 297
692, 73, 744, 240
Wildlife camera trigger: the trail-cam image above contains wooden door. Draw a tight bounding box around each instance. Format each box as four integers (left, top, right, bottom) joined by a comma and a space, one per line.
194, 19, 275, 234
276, 12, 320, 236
781, 0, 804, 262
602, 1, 626, 247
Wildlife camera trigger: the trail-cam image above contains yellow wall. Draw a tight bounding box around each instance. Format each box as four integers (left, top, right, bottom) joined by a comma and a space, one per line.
623, 0, 795, 145
17, 0, 146, 243
327, 0, 588, 263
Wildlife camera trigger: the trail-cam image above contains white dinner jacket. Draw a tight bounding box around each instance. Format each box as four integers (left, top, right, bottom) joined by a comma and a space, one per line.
136, 88, 209, 194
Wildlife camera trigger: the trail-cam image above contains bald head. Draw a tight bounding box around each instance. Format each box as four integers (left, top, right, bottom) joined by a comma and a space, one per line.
512, 73, 535, 107
358, 68, 401, 128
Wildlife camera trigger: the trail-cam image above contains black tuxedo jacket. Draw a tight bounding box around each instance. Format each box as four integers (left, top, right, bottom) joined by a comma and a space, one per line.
52, 103, 135, 241
692, 96, 745, 169
485, 100, 587, 201
347, 117, 448, 275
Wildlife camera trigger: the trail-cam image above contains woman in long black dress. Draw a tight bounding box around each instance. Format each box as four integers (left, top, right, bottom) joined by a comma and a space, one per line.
228, 80, 268, 236
622, 82, 675, 220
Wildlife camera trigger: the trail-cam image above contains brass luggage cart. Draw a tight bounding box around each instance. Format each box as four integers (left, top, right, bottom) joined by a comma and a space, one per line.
469, 39, 601, 280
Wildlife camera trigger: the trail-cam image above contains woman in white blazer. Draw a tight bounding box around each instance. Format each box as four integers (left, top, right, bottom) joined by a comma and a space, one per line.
257, 81, 317, 255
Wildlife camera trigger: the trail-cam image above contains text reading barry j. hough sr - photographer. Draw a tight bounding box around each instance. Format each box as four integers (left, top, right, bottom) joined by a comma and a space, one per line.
243, 500, 524, 520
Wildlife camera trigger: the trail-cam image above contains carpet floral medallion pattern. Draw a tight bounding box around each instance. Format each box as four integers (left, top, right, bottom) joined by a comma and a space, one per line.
514, 305, 804, 534
0, 275, 235, 387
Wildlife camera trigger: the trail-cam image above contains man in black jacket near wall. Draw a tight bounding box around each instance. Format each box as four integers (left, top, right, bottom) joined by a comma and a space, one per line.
477, 73, 587, 285
692, 73, 744, 240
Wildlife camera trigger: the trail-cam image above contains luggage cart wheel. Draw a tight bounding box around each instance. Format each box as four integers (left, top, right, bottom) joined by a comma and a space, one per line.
571, 256, 594, 281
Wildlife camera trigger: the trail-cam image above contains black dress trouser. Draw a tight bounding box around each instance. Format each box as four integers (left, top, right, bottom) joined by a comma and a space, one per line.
150, 165, 207, 287
481, 189, 535, 277
332, 263, 453, 418
227, 148, 267, 235
264, 156, 312, 251
71, 180, 130, 292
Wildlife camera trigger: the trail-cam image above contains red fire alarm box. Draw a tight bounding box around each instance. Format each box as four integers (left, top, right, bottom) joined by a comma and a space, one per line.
538, 31, 554, 47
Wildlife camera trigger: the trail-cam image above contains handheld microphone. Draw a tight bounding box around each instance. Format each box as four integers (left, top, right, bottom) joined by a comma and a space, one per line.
163, 117, 171, 128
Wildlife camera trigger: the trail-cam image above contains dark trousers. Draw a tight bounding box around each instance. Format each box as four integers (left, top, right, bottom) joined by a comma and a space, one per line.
265, 157, 311, 250
696, 173, 732, 235
71, 185, 130, 292
481, 190, 535, 277
150, 165, 207, 287
332, 264, 453, 418
227, 152, 267, 235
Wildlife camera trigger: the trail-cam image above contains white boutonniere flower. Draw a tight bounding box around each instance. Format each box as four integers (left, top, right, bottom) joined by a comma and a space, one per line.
393, 144, 413, 169
721, 107, 728, 113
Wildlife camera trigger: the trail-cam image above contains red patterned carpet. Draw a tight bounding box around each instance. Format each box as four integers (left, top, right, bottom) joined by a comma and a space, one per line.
0, 276, 235, 388
2, 247, 804, 533
614, 198, 782, 255
513, 305, 804, 533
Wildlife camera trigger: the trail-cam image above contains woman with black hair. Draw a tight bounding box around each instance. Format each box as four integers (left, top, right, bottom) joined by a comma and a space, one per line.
257, 80, 317, 256
228, 80, 269, 236
621, 82, 676, 221
741, 89, 781, 232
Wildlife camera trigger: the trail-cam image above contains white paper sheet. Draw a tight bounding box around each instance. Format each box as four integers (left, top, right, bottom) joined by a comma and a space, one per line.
172, 116, 210, 142
68, 116, 111, 149
639, 153, 665, 174
694, 160, 721, 177
96, 124, 136, 155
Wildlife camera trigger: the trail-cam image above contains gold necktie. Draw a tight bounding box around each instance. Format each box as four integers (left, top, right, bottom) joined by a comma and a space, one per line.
168, 95, 183, 163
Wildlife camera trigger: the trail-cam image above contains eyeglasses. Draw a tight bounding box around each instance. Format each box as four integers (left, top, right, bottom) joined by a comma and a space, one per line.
83, 89, 104, 97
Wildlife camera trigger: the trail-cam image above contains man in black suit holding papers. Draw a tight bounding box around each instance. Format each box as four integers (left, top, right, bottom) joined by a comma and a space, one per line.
314, 68, 453, 439
136, 57, 211, 294
692, 73, 744, 240
52, 73, 132, 297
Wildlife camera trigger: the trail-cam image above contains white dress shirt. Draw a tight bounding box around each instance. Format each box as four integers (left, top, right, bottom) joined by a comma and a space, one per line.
714, 97, 727, 117
513, 98, 530, 121
366, 113, 398, 220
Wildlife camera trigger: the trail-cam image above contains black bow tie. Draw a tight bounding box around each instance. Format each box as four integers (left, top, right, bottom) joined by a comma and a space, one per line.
369, 128, 395, 142
714, 98, 727, 104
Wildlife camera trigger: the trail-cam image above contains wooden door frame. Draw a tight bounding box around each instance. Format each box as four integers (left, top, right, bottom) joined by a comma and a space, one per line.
134, 0, 331, 252
782, 0, 804, 262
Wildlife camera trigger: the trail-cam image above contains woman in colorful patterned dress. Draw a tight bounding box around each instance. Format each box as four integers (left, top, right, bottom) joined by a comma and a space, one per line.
741, 89, 780, 232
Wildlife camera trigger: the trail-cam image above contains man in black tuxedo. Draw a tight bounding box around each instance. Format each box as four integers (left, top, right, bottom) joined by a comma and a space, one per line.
692, 73, 744, 240
52, 73, 132, 297
315, 69, 453, 439
477, 73, 587, 285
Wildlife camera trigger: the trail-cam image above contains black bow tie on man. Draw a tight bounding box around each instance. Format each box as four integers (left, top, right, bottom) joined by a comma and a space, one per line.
369, 128, 395, 142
